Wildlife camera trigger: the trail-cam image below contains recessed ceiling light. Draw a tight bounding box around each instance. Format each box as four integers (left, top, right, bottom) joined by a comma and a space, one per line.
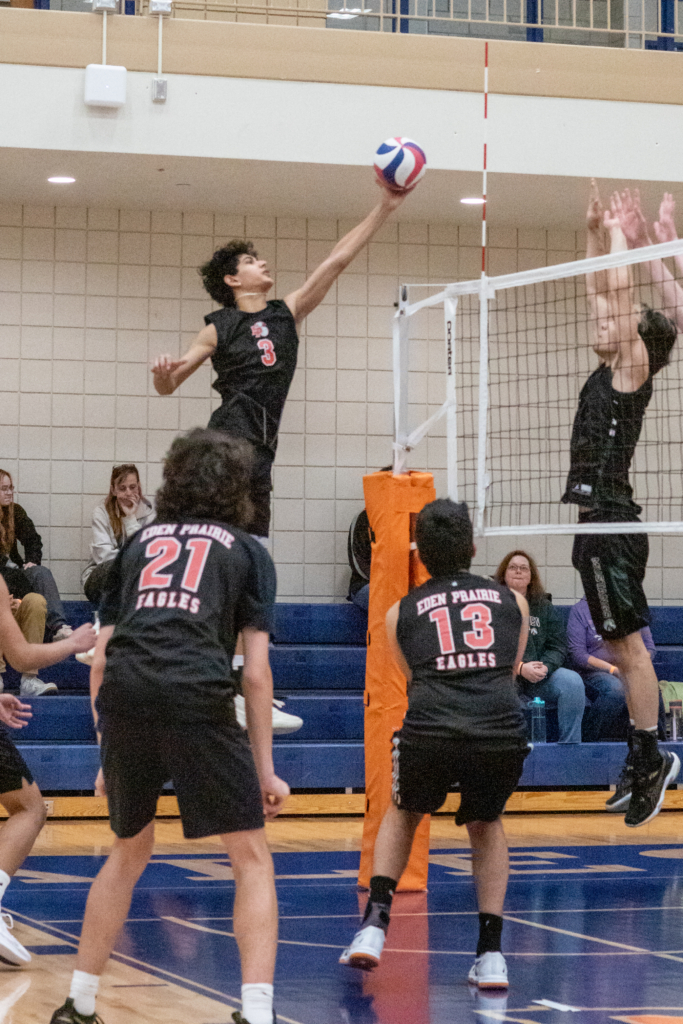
176, 183, 191, 187
48, 176, 76, 184
460, 197, 485, 205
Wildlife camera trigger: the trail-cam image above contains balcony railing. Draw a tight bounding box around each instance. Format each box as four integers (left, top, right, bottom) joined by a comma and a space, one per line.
27, 0, 683, 50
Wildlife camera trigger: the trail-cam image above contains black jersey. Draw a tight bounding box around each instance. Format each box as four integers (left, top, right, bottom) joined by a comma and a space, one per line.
397, 572, 526, 748
97, 519, 276, 723
562, 364, 652, 514
204, 299, 299, 455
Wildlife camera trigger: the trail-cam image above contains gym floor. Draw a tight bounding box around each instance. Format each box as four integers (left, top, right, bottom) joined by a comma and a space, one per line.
9, 813, 683, 1024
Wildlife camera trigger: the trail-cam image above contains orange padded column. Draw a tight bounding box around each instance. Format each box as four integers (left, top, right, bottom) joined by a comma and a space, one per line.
359, 470, 435, 891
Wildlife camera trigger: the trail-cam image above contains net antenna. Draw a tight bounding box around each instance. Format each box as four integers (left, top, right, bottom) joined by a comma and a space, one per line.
392, 237, 683, 537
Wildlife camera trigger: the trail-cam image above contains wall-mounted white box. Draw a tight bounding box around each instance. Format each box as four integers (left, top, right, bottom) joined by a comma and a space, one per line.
84, 64, 127, 108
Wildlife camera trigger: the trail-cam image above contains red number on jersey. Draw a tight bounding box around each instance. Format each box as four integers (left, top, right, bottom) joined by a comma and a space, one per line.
180, 538, 212, 593
461, 603, 495, 649
429, 606, 456, 655
258, 338, 277, 367
139, 537, 182, 590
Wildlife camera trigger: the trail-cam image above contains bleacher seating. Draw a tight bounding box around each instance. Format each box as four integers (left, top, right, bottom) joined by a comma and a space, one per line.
5, 601, 683, 793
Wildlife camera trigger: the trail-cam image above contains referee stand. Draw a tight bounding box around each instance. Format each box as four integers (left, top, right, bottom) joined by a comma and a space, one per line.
359, 469, 435, 891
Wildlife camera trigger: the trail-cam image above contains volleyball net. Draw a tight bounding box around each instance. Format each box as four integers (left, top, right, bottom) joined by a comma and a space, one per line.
392, 238, 683, 536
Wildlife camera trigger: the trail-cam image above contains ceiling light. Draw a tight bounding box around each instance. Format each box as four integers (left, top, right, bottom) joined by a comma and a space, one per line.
48, 176, 76, 184
460, 197, 485, 205
328, 6, 372, 15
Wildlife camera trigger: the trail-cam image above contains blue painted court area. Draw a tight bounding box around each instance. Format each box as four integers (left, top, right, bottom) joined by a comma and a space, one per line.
7, 844, 683, 1023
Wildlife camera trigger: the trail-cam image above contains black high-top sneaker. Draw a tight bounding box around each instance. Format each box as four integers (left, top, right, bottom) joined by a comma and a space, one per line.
625, 730, 680, 827
50, 999, 104, 1024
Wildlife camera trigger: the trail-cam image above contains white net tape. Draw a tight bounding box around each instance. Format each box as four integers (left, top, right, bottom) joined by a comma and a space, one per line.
392, 239, 683, 536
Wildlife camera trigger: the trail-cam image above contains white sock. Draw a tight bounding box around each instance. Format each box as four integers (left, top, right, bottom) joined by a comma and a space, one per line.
630, 719, 635, 726
0, 869, 10, 910
232, 655, 244, 669
69, 970, 100, 1017
241, 983, 273, 1024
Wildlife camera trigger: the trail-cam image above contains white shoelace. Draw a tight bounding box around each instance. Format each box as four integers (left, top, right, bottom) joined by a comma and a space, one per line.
1, 913, 14, 931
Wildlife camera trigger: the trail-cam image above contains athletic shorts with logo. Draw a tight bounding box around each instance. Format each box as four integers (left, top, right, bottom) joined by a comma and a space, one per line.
0, 730, 34, 795
391, 729, 529, 826
99, 711, 264, 840
572, 528, 649, 641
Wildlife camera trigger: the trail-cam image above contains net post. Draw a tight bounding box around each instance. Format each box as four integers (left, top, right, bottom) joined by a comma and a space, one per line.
393, 285, 410, 475
444, 295, 459, 501
476, 277, 490, 535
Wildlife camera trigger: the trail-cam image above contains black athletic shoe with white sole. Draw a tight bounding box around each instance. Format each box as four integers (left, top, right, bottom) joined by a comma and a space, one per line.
625, 750, 680, 827
49, 998, 104, 1024
605, 758, 633, 811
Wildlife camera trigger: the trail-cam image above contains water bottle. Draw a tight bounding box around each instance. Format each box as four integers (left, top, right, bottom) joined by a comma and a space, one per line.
670, 699, 683, 742
530, 697, 547, 744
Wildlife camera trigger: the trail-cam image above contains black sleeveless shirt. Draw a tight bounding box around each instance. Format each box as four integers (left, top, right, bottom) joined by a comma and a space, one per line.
204, 299, 299, 456
397, 572, 526, 749
562, 364, 652, 514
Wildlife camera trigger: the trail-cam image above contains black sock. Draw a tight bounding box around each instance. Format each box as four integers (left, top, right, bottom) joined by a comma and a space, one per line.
362, 876, 397, 934
476, 913, 503, 956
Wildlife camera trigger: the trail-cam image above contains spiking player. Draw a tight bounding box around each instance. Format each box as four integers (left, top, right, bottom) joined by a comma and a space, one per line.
340, 500, 529, 991
50, 430, 288, 1024
562, 180, 679, 826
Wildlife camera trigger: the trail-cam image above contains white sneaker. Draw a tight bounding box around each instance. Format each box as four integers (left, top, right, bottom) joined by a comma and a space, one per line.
52, 625, 73, 642
0, 912, 31, 966
468, 951, 509, 989
75, 647, 95, 667
19, 675, 58, 697
339, 924, 385, 971
234, 694, 304, 736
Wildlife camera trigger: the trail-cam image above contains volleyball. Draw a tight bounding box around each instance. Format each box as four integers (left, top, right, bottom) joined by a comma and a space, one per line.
373, 137, 427, 192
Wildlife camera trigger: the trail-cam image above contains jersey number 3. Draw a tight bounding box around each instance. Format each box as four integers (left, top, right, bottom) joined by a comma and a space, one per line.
258, 339, 277, 367
429, 603, 495, 654
139, 537, 212, 593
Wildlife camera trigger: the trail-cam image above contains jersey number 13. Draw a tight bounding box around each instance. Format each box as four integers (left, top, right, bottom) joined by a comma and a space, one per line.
429, 603, 495, 654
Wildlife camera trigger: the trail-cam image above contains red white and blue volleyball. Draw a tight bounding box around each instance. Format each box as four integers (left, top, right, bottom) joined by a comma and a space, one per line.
374, 137, 427, 192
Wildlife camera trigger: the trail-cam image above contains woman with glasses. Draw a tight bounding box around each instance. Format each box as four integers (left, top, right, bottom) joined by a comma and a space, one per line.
81, 465, 155, 607
0, 469, 74, 696
494, 550, 586, 743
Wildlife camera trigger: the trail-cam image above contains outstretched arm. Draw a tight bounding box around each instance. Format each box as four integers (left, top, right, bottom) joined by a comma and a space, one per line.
613, 189, 683, 332
284, 186, 411, 324
585, 179, 610, 327
151, 323, 218, 395
0, 577, 96, 673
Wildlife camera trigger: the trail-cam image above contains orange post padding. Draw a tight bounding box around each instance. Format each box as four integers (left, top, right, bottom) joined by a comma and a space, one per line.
359, 470, 435, 891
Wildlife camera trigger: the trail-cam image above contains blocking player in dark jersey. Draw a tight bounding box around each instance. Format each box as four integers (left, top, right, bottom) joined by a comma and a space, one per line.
49, 430, 289, 1024
562, 180, 679, 828
0, 580, 95, 968
150, 183, 413, 539
340, 500, 530, 991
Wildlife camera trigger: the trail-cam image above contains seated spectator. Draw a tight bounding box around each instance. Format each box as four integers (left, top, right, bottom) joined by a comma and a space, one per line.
347, 509, 370, 611
494, 550, 585, 743
81, 465, 155, 607
567, 595, 665, 741
0, 469, 72, 641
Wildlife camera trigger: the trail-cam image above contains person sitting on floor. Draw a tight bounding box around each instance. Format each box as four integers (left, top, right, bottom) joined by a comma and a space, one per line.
0, 469, 72, 642
493, 550, 586, 743
567, 594, 664, 742
81, 464, 155, 607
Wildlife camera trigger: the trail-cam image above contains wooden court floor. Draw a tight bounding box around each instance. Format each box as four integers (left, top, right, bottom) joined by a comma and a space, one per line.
8, 811, 683, 1024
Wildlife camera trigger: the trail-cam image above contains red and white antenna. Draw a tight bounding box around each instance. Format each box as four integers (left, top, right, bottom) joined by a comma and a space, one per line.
481, 41, 489, 278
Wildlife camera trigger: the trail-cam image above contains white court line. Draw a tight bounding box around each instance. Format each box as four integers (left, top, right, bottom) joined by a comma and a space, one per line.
8, 910, 306, 1024
186, 905, 683, 922
503, 914, 683, 965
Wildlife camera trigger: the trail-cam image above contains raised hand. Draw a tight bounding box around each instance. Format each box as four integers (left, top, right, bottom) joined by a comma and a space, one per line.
0, 695, 32, 730
654, 192, 677, 244
151, 354, 184, 395
586, 178, 604, 231
612, 189, 650, 248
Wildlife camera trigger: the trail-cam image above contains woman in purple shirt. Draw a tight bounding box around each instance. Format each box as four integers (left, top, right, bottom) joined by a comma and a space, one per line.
567, 596, 657, 742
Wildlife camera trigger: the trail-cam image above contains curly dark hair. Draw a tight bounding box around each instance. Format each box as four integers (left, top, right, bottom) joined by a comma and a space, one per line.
415, 499, 474, 577
198, 240, 258, 307
638, 305, 678, 376
155, 429, 254, 530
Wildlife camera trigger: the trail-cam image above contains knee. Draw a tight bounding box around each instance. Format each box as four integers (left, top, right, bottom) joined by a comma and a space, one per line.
551, 669, 585, 700
6, 783, 48, 827
21, 593, 47, 614
227, 831, 274, 879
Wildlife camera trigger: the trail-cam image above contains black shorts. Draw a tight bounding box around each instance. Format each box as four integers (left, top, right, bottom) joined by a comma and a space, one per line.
572, 528, 649, 641
99, 713, 264, 840
247, 446, 274, 539
0, 730, 34, 795
391, 730, 528, 826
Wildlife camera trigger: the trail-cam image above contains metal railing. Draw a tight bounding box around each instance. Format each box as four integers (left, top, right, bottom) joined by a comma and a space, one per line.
30, 0, 683, 49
